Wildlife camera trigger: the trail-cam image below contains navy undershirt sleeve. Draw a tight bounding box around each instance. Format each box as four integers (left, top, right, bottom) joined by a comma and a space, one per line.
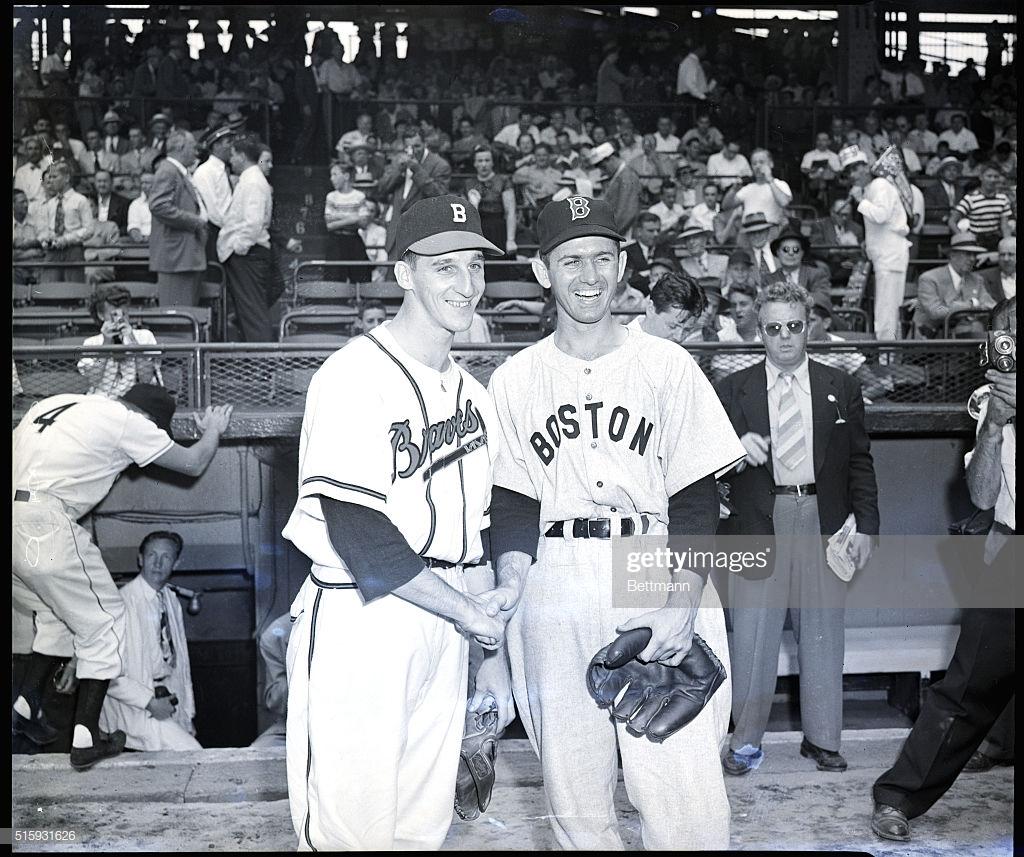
667, 474, 719, 581
321, 497, 425, 602
489, 486, 541, 562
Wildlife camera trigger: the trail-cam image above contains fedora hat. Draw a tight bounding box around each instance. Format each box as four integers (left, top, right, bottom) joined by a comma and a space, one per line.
770, 228, 810, 256
740, 212, 773, 233
948, 232, 987, 254
678, 220, 711, 240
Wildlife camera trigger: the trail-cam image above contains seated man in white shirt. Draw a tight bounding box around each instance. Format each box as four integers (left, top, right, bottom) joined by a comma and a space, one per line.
647, 180, 687, 235
722, 148, 793, 244
127, 172, 155, 243
335, 112, 374, 159
689, 183, 722, 234
937, 113, 980, 155
78, 284, 160, 399
99, 531, 201, 751
706, 141, 752, 192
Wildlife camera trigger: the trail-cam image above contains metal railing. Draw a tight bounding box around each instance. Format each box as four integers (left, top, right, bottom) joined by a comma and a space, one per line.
13, 340, 988, 420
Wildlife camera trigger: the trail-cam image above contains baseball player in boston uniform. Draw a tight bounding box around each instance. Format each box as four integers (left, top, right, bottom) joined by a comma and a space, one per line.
475, 197, 747, 849
282, 195, 506, 850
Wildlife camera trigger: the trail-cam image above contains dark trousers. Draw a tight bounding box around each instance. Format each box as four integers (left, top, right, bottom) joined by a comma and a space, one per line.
224, 245, 273, 342
873, 608, 1016, 819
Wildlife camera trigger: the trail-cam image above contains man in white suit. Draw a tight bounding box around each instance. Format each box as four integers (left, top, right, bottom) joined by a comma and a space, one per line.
841, 145, 911, 340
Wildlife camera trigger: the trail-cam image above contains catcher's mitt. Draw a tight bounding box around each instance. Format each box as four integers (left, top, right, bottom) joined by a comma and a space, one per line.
454, 706, 499, 820
586, 627, 727, 743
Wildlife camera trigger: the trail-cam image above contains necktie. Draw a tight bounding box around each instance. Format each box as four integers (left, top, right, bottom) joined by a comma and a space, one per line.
159, 595, 177, 670
94, 152, 101, 172
54, 195, 65, 237
775, 373, 807, 470
759, 249, 771, 277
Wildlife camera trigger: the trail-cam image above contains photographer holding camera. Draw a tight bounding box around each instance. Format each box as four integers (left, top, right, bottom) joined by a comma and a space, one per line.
77, 285, 161, 399
871, 296, 1016, 842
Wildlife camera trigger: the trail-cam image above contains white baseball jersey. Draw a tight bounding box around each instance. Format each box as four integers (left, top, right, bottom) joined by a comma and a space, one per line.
13, 393, 174, 520
283, 324, 497, 583
488, 326, 745, 527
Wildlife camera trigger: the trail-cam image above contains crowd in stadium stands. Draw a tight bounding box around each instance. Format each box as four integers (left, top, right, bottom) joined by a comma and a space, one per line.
10, 21, 1017, 351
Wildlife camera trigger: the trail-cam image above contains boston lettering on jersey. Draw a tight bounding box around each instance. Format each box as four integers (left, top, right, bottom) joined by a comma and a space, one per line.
390, 399, 484, 481
530, 401, 654, 465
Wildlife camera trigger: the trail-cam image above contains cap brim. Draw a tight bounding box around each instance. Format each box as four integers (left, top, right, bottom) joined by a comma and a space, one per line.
742, 224, 773, 233
540, 224, 625, 255
951, 244, 987, 253
406, 230, 504, 257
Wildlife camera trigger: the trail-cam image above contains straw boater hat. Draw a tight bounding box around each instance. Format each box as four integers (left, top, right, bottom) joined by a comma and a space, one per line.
149, 113, 172, 129
937, 155, 963, 173
678, 220, 711, 240
102, 110, 121, 126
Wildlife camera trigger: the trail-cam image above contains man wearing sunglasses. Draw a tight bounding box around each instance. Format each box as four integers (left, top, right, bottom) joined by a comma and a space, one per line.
714, 282, 879, 777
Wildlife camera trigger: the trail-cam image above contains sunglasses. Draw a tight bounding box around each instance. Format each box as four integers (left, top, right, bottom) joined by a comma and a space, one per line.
778, 245, 803, 254
761, 320, 806, 336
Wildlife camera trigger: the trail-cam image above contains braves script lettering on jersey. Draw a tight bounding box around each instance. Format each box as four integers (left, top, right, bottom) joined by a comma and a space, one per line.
282, 322, 498, 850
488, 325, 746, 849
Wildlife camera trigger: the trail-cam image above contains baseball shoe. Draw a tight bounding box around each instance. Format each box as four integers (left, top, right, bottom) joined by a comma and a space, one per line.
800, 737, 847, 771
871, 803, 910, 841
963, 750, 1014, 772
722, 746, 763, 776
12, 708, 60, 746
70, 730, 126, 771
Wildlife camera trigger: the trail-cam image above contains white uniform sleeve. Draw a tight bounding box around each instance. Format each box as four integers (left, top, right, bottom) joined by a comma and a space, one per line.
659, 350, 746, 495
296, 366, 394, 514
488, 363, 540, 500
119, 409, 175, 467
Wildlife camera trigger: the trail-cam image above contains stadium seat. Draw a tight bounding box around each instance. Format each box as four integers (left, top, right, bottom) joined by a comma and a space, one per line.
293, 280, 359, 304
28, 281, 94, 307
484, 280, 543, 301
137, 307, 212, 342
279, 306, 358, 340
109, 281, 161, 305
13, 282, 31, 305
357, 281, 405, 302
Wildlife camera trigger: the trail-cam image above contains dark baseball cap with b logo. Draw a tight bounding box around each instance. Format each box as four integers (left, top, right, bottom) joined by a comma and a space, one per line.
536, 196, 625, 255
396, 194, 503, 258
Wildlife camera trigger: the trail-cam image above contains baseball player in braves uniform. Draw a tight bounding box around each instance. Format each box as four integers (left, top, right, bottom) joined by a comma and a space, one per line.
282, 195, 505, 851
12, 384, 232, 769
474, 197, 747, 849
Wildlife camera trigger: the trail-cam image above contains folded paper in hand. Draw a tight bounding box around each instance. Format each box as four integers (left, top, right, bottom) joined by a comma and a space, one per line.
826, 513, 858, 582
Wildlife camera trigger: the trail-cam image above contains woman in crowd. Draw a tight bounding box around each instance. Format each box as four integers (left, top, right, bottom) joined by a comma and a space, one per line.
514, 132, 536, 170
464, 145, 518, 259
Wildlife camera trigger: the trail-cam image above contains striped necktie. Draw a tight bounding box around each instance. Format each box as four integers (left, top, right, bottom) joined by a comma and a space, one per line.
759, 248, 771, 277
159, 594, 177, 670
775, 373, 807, 470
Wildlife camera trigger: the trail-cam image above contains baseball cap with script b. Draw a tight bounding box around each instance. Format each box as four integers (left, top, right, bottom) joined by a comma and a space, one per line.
396, 195, 503, 258
536, 196, 625, 255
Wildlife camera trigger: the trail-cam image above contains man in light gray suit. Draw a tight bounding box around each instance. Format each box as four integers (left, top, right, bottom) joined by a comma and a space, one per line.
913, 232, 994, 338
148, 130, 208, 306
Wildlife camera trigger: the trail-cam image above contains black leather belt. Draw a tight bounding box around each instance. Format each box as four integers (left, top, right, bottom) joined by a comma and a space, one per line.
424, 557, 460, 569
14, 490, 31, 502
545, 517, 649, 539
773, 483, 817, 496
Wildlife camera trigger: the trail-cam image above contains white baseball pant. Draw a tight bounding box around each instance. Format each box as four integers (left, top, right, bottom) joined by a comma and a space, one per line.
870, 262, 909, 341
286, 568, 469, 851
12, 493, 125, 679
506, 526, 733, 850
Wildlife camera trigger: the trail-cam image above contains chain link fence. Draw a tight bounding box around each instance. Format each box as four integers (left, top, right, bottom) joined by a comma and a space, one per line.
13, 340, 990, 425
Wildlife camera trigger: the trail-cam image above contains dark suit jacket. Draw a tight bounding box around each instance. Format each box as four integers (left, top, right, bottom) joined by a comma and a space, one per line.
979, 266, 1012, 304
624, 239, 673, 295
715, 359, 879, 578
380, 151, 452, 258
923, 179, 964, 224
762, 264, 832, 300
147, 159, 207, 274
93, 193, 131, 235
808, 216, 863, 248
131, 62, 158, 98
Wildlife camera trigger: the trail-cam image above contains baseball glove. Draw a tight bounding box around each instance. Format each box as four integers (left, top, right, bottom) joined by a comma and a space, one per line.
454, 706, 499, 820
586, 627, 727, 743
